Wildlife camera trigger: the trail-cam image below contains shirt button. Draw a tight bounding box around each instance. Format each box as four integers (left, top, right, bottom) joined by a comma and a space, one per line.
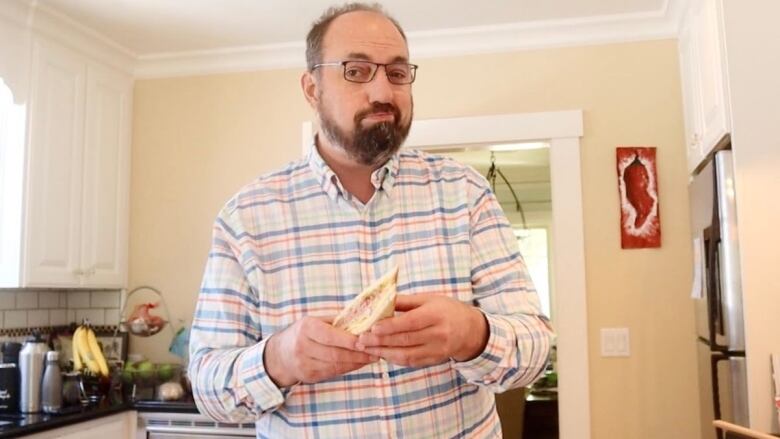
383, 372, 390, 379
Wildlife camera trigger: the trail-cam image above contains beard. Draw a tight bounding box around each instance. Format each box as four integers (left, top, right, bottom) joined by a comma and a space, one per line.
318, 100, 412, 167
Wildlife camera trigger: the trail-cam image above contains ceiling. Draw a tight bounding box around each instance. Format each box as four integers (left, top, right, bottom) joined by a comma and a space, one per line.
38, 0, 668, 57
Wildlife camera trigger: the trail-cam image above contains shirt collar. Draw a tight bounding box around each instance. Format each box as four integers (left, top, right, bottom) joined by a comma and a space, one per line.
307, 137, 400, 202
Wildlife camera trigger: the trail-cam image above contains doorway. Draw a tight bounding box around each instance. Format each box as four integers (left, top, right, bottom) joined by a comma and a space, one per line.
302, 110, 589, 439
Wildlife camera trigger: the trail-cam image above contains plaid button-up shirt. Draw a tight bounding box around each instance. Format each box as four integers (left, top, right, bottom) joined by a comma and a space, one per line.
189, 144, 553, 438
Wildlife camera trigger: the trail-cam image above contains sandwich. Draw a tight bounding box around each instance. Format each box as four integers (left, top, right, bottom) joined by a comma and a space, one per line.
333, 266, 399, 335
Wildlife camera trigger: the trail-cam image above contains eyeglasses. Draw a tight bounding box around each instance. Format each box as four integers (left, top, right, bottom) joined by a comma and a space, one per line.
311, 60, 418, 85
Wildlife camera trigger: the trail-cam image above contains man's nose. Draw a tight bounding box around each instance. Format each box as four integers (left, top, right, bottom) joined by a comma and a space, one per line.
365, 67, 395, 103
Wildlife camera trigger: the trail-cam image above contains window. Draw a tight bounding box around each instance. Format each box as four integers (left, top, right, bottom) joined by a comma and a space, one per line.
0, 77, 27, 283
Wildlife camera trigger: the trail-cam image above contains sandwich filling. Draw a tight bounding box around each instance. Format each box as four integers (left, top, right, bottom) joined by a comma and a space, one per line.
333, 266, 398, 335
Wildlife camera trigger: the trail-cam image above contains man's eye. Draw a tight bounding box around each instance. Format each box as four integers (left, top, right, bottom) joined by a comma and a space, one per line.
345, 64, 371, 79
388, 70, 408, 79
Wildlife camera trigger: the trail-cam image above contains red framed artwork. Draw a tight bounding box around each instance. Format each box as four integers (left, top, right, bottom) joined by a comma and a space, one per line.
616, 147, 661, 249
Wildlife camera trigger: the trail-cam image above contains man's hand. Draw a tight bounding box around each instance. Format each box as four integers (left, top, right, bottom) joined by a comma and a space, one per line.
264, 316, 379, 387
355, 295, 489, 367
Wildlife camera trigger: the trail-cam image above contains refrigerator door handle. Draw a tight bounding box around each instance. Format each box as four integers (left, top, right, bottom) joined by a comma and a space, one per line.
704, 226, 724, 349
711, 353, 726, 423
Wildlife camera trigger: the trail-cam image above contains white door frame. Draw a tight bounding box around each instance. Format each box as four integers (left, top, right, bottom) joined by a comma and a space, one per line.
302, 110, 590, 439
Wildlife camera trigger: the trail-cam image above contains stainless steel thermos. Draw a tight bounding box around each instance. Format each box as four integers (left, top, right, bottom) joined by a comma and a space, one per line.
19, 333, 49, 413
41, 351, 62, 413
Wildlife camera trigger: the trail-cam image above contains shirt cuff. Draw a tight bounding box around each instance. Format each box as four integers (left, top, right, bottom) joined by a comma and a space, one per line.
451, 312, 512, 384
234, 338, 290, 412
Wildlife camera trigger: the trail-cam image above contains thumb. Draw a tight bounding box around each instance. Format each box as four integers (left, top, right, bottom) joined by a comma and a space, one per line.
394, 294, 430, 311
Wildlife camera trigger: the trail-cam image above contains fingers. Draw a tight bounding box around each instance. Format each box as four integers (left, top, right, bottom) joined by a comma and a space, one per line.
304, 318, 361, 350
393, 294, 431, 312
371, 306, 435, 335
299, 359, 373, 384
362, 345, 448, 368
357, 326, 438, 349
304, 340, 379, 364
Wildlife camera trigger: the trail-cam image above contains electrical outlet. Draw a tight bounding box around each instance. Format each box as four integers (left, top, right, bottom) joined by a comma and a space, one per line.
601, 327, 630, 357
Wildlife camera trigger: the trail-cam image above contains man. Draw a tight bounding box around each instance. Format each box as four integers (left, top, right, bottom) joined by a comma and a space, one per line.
189, 3, 553, 438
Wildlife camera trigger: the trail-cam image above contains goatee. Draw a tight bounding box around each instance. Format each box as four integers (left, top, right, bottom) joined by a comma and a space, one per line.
319, 101, 412, 167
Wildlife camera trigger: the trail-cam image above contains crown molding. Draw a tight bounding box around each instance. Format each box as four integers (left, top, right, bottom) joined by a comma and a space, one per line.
135, 0, 686, 79
410, 0, 685, 59
134, 42, 305, 79
8, 0, 688, 79
0, 0, 33, 27
29, 2, 136, 75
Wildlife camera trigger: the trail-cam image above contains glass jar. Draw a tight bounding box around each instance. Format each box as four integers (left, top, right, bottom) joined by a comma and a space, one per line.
61, 372, 81, 407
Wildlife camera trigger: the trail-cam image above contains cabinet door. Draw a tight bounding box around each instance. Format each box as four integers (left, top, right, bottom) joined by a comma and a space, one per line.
695, 0, 731, 155
24, 37, 85, 287
25, 411, 136, 438
678, 6, 705, 175
80, 62, 131, 288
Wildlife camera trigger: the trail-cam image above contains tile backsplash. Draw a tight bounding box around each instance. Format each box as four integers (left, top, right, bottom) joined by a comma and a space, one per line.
0, 290, 121, 329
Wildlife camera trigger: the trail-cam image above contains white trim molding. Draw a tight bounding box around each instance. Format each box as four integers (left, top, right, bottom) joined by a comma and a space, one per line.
302, 110, 591, 439
131, 1, 687, 79
0, 0, 135, 76
3, 0, 688, 79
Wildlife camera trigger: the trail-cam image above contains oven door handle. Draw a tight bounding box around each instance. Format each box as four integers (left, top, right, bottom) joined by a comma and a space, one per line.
145, 425, 254, 437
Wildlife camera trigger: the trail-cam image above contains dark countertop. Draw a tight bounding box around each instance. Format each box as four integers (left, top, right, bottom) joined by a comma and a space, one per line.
0, 400, 199, 438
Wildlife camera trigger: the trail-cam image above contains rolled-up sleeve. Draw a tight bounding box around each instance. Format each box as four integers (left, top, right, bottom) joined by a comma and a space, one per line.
188, 202, 287, 422
453, 174, 554, 392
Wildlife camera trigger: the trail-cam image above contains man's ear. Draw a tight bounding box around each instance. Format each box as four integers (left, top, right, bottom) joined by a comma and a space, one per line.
301, 71, 319, 108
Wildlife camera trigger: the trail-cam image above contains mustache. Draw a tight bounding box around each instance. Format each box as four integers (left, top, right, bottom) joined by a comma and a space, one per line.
354, 103, 401, 124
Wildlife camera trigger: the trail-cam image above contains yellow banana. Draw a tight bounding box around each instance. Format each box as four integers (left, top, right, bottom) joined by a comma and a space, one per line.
72, 327, 84, 372
86, 327, 109, 377
75, 325, 100, 375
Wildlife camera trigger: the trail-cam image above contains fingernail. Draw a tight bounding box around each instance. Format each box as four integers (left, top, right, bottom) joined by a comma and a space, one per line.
369, 355, 379, 362
355, 342, 365, 351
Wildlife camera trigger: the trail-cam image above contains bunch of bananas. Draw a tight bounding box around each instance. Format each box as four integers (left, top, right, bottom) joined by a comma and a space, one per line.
72, 325, 109, 377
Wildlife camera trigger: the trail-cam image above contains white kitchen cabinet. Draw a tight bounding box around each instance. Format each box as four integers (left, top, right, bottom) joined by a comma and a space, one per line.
0, 35, 131, 288
25, 411, 137, 439
79, 62, 131, 287
24, 37, 87, 287
678, 0, 731, 174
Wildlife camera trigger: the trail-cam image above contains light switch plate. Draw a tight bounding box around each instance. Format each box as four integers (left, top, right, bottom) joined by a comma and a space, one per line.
601, 327, 630, 357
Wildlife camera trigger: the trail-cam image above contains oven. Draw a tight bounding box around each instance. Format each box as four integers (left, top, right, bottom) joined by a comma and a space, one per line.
137, 411, 256, 438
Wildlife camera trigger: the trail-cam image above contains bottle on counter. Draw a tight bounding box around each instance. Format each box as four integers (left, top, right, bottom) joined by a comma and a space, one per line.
41, 351, 62, 414
19, 333, 49, 413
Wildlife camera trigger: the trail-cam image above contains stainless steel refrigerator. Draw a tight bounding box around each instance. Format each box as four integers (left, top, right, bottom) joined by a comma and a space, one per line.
690, 150, 749, 439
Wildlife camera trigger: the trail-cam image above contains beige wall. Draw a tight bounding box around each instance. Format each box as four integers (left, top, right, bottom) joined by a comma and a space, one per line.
131, 39, 698, 438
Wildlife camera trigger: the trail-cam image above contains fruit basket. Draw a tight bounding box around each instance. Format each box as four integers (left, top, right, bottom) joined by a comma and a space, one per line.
121, 361, 184, 401
119, 286, 172, 337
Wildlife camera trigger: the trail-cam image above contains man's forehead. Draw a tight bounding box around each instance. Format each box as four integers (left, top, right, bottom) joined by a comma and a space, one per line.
321, 11, 409, 61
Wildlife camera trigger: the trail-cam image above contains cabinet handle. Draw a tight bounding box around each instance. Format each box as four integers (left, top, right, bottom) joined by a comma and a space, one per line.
689, 133, 700, 147
87, 267, 96, 276
72, 269, 84, 276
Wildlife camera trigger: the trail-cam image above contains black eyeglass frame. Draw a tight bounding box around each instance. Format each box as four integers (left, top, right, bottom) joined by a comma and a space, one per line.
311, 60, 419, 85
